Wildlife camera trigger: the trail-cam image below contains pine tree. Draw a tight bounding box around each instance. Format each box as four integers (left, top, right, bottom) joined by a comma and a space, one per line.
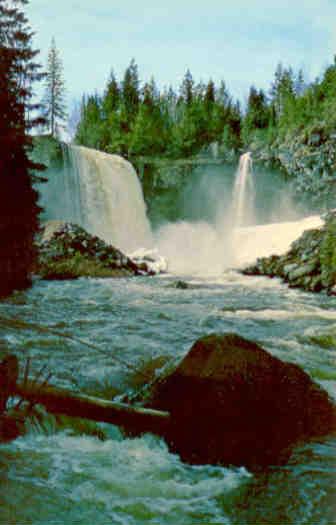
204, 79, 215, 109
0, 0, 44, 297
102, 69, 120, 116
43, 37, 67, 137
75, 94, 103, 149
122, 58, 140, 122
129, 80, 169, 156
180, 69, 194, 106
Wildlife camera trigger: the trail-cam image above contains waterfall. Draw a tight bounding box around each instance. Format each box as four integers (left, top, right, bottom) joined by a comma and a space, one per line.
231, 152, 255, 227
40, 145, 153, 254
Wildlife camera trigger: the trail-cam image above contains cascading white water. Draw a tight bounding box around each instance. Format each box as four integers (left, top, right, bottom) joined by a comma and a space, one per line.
231, 151, 255, 227
69, 146, 153, 253
40, 145, 153, 254
156, 152, 323, 275
40, 147, 322, 276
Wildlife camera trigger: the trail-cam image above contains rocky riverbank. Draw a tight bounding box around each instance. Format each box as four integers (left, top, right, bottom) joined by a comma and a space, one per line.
242, 211, 336, 294
35, 221, 155, 280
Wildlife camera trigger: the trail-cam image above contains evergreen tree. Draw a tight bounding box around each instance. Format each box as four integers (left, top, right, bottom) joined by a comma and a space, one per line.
129, 81, 170, 156
270, 63, 295, 120
0, 0, 44, 297
180, 69, 194, 106
75, 94, 103, 149
242, 86, 270, 143
107, 103, 132, 156
122, 58, 140, 122
294, 69, 306, 96
204, 79, 215, 109
102, 69, 120, 116
42, 37, 67, 137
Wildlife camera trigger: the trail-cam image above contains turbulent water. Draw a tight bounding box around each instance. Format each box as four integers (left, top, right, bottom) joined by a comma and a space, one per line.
2, 150, 335, 524
1, 271, 335, 524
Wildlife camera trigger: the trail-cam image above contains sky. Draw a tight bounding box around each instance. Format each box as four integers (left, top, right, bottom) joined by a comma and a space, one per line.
26, 0, 336, 110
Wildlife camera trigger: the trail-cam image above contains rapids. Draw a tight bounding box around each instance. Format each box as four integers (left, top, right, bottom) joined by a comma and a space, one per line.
0, 272, 335, 524
1, 150, 334, 524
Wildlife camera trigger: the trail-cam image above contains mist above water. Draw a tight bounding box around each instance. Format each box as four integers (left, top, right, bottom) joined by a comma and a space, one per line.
156, 152, 320, 275
39, 146, 320, 276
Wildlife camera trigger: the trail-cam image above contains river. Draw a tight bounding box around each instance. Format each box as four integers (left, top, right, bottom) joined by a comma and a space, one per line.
1, 147, 335, 523
0, 268, 335, 524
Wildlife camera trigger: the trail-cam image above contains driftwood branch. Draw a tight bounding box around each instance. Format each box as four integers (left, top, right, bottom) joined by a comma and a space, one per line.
15, 381, 170, 435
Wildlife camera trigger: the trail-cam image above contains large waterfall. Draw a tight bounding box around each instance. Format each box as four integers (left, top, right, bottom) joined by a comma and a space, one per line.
40, 145, 153, 254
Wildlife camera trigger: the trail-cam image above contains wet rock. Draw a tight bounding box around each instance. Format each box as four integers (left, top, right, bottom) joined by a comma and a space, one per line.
36, 221, 151, 280
148, 333, 336, 469
242, 212, 336, 294
168, 280, 191, 289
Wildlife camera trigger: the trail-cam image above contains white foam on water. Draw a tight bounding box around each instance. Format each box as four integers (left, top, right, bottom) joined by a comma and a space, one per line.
156, 214, 323, 277
233, 215, 323, 267
7, 432, 250, 524
218, 305, 336, 322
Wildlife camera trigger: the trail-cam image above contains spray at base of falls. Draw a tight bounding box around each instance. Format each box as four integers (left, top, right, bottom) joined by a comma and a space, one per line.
40, 146, 322, 276
156, 152, 323, 275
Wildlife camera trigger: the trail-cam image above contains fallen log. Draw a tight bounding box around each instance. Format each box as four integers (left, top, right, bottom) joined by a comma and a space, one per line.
15, 381, 170, 436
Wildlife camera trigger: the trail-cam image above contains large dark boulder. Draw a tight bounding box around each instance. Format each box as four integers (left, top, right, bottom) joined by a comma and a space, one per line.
148, 333, 336, 468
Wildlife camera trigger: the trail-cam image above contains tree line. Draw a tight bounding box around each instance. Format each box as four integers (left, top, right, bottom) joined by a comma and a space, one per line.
75, 60, 242, 158
75, 58, 336, 159
242, 60, 336, 148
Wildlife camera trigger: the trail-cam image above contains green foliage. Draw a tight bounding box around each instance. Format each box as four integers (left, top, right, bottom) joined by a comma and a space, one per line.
76, 94, 104, 149
75, 61, 241, 159
32, 135, 63, 168
320, 216, 336, 288
38, 251, 131, 280
75, 54, 336, 168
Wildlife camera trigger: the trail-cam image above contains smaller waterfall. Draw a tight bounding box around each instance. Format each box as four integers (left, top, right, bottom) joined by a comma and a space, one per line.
231, 152, 255, 227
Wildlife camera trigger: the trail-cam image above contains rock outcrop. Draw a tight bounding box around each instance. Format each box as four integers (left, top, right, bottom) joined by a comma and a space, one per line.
147, 333, 336, 469
36, 221, 155, 280
253, 130, 336, 208
242, 211, 336, 294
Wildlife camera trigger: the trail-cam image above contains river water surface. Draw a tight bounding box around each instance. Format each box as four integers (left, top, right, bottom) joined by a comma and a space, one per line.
0, 269, 335, 524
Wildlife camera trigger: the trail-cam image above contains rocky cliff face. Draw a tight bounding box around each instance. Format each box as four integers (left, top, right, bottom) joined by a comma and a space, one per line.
253, 130, 336, 208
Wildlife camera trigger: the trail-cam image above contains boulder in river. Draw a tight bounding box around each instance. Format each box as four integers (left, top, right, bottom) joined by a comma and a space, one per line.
36, 221, 153, 279
147, 333, 336, 469
242, 210, 336, 294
